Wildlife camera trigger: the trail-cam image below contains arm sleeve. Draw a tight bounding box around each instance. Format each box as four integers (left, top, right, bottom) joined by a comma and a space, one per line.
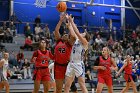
94, 57, 100, 66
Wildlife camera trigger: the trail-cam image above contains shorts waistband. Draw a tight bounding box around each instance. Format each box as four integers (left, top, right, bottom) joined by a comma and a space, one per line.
55, 62, 68, 66
125, 73, 132, 75
35, 67, 48, 69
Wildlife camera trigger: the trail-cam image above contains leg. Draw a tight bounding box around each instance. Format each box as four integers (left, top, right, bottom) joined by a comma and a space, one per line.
24, 68, 27, 79
130, 81, 138, 93
70, 81, 78, 93
96, 83, 104, 93
42, 81, 50, 93
34, 80, 41, 93
0, 82, 4, 91
55, 79, 64, 93
27, 68, 32, 78
64, 76, 75, 93
121, 82, 130, 93
78, 77, 88, 93
3, 81, 10, 93
50, 81, 56, 93
107, 86, 113, 93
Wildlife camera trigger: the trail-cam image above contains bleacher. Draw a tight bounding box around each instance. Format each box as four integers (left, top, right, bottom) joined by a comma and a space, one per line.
1, 35, 139, 93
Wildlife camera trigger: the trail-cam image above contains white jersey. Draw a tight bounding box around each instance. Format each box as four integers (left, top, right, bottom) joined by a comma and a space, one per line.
48, 62, 55, 81
70, 39, 85, 62
0, 59, 9, 81
65, 39, 86, 77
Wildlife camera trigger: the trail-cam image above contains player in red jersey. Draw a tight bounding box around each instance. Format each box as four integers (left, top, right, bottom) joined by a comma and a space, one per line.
116, 55, 138, 93
93, 47, 118, 93
31, 39, 54, 93
53, 14, 76, 93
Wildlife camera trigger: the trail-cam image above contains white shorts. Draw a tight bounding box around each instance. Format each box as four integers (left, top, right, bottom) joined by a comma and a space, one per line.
65, 61, 85, 78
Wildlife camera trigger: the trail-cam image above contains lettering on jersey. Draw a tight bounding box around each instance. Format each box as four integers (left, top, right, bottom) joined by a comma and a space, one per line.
99, 62, 110, 67
40, 56, 49, 59
42, 60, 46, 64
58, 48, 66, 53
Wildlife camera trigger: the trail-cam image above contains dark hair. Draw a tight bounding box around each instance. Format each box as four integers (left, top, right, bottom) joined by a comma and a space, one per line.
85, 32, 90, 42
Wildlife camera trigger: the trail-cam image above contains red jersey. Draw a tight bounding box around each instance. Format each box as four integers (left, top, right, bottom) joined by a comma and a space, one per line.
98, 56, 112, 76
54, 39, 72, 64
32, 50, 54, 67
124, 62, 132, 74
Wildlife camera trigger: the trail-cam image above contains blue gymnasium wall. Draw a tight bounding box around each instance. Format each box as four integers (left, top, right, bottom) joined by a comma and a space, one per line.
0, 0, 9, 24
14, 0, 122, 33
13, 0, 139, 33
125, 2, 140, 29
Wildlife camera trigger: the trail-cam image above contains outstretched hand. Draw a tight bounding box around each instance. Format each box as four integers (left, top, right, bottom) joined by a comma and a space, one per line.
69, 14, 74, 22
60, 14, 66, 22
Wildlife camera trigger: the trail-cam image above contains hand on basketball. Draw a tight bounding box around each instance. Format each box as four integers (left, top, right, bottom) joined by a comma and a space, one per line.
60, 14, 66, 22
99, 66, 106, 70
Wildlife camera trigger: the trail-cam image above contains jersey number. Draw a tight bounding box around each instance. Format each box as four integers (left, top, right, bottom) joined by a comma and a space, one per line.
58, 48, 65, 53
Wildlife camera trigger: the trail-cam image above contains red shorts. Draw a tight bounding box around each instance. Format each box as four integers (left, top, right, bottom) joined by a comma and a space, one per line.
54, 63, 67, 79
98, 74, 112, 86
33, 67, 50, 81
124, 74, 133, 82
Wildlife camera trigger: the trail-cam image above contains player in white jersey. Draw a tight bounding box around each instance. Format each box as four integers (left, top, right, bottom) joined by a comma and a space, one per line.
0, 52, 10, 93
64, 14, 90, 93
48, 62, 56, 93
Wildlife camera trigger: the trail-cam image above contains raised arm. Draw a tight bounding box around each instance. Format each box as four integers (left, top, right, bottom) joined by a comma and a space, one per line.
66, 14, 76, 46
69, 15, 88, 49
54, 15, 65, 41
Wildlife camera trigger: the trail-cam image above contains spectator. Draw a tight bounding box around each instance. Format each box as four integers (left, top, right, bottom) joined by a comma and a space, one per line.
122, 37, 129, 49
35, 15, 41, 26
24, 23, 29, 33
34, 24, 41, 42
132, 30, 137, 40
9, 21, 16, 36
4, 28, 13, 43
107, 35, 114, 48
126, 45, 135, 56
23, 36, 33, 51
43, 24, 50, 38
17, 50, 24, 68
117, 55, 124, 70
2, 21, 7, 31
9, 51, 18, 68
0, 27, 5, 43
85, 70, 97, 90
21, 58, 32, 79
95, 35, 103, 45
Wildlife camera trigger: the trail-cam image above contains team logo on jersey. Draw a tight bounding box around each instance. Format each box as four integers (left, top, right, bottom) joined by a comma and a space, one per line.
42, 60, 46, 64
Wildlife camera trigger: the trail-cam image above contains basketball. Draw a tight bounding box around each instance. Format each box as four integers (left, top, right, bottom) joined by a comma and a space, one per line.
56, 2, 67, 12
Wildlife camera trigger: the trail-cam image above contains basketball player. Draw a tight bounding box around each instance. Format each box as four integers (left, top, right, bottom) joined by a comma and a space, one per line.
53, 14, 76, 93
31, 39, 54, 93
93, 47, 118, 93
0, 52, 10, 93
48, 62, 56, 93
64, 14, 90, 93
116, 55, 138, 93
